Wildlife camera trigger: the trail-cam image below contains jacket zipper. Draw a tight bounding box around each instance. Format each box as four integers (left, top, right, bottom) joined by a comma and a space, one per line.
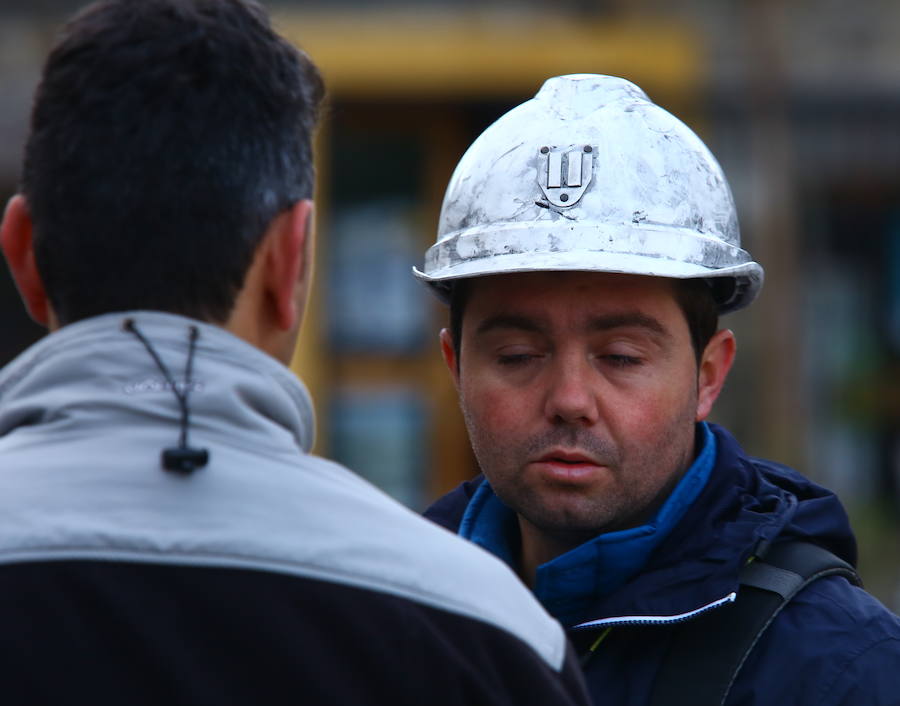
575, 591, 738, 668
571, 590, 737, 630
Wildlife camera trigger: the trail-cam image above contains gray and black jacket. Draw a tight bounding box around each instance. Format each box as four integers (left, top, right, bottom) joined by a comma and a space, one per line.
0, 311, 589, 706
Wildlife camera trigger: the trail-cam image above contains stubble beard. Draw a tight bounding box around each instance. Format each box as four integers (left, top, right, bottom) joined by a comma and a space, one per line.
462, 405, 697, 538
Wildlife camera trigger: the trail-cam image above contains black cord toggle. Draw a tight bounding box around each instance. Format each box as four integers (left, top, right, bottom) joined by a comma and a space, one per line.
123, 318, 210, 474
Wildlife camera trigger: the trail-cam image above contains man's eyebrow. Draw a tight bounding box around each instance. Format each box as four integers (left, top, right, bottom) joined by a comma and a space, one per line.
473, 314, 544, 337
473, 312, 670, 338
587, 312, 670, 338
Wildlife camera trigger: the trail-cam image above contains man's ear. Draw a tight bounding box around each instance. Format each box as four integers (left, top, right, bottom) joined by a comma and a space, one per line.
266, 199, 314, 332
696, 328, 736, 422
0, 195, 51, 327
439, 328, 460, 390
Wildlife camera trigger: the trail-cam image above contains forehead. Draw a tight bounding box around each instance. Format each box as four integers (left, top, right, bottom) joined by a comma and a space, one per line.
462, 271, 687, 335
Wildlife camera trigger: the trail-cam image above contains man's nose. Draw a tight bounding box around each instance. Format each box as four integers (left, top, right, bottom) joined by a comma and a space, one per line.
542, 354, 600, 426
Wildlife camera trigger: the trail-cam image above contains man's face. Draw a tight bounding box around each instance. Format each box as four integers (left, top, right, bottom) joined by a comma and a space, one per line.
445, 271, 706, 540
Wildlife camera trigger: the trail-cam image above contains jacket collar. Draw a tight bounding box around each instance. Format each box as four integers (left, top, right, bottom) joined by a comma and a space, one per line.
0, 311, 316, 455
573, 424, 857, 627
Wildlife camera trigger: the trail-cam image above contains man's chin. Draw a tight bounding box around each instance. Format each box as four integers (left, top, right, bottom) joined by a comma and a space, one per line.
520, 504, 617, 541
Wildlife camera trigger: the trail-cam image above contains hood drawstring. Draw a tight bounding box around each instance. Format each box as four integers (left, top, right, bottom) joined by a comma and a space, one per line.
123, 318, 209, 474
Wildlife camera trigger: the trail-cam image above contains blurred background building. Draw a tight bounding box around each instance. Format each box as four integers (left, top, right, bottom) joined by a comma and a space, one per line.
1, 0, 898, 608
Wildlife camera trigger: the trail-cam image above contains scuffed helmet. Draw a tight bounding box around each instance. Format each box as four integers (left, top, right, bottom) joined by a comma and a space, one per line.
414, 74, 763, 313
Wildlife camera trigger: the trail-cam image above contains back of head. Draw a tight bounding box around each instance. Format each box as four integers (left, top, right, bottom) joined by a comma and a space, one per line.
23, 0, 324, 325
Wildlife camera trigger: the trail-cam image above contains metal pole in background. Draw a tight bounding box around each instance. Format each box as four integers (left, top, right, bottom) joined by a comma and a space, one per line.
743, 0, 807, 472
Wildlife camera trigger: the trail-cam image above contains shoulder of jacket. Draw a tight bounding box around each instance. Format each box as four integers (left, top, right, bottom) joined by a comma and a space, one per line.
744, 574, 900, 695
285, 457, 569, 671
813, 630, 900, 705
0, 449, 568, 673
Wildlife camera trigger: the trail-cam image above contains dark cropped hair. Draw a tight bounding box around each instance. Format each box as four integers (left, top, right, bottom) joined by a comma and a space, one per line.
448, 276, 719, 368
22, 0, 325, 325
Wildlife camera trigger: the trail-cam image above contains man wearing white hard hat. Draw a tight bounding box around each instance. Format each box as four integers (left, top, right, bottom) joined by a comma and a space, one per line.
418, 74, 900, 705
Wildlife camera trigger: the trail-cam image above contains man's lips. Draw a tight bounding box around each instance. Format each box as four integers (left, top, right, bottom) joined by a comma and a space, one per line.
531, 449, 605, 483
536, 449, 601, 466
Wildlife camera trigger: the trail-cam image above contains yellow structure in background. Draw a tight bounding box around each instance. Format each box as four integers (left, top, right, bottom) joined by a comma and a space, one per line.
276, 10, 700, 98
279, 8, 704, 505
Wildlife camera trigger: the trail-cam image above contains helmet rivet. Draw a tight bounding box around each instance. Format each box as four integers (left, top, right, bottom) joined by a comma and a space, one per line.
584, 145, 592, 153
560, 193, 569, 202
540, 146, 549, 154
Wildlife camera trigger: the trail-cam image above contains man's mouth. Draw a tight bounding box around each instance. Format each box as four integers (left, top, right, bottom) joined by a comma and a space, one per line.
537, 450, 599, 466
532, 449, 604, 483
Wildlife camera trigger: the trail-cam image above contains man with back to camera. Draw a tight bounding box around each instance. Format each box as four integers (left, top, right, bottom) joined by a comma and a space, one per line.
0, 3, 593, 704
417, 74, 900, 705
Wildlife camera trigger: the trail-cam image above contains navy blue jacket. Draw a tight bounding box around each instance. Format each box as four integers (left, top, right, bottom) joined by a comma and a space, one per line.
426, 424, 900, 705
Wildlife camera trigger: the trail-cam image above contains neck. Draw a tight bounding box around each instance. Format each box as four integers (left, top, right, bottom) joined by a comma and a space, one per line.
516, 516, 595, 588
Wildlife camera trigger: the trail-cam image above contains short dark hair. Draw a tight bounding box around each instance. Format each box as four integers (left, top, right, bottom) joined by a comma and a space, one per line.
22, 0, 325, 325
671, 278, 720, 365
448, 276, 719, 367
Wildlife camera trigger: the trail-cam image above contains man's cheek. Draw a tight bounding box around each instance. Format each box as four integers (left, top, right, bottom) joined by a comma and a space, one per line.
467, 391, 524, 432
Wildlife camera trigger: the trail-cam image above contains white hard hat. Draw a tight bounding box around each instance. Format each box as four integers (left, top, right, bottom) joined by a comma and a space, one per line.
414, 74, 763, 313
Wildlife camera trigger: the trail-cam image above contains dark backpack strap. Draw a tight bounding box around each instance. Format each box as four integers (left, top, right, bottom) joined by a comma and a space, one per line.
648, 541, 861, 706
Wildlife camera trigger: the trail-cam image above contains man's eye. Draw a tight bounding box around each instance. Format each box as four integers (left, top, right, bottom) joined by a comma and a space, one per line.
603, 354, 641, 368
497, 354, 538, 367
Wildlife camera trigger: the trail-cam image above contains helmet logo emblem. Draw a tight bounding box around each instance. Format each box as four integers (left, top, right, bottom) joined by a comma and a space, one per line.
537, 145, 594, 208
